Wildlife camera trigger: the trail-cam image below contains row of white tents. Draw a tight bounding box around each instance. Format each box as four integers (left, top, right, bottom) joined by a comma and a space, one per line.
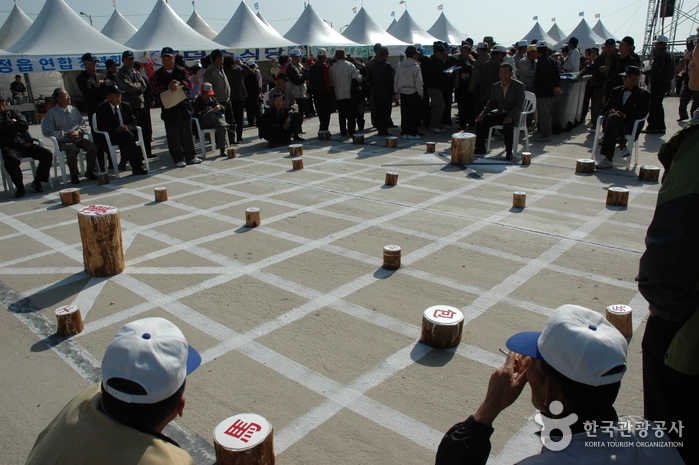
0, 0, 622, 61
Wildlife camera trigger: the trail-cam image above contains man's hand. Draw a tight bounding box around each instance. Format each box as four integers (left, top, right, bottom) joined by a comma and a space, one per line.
553, 87, 563, 96
474, 351, 530, 426
117, 125, 129, 132
283, 119, 291, 130
503, 117, 513, 124
67, 130, 80, 139
476, 113, 485, 122
168, 80, 179, 92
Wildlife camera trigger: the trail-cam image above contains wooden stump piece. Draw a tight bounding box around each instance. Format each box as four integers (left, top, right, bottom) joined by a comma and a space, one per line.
576, 159, 595, 173
245, 207, 261, 228
288, 144, 304, 156
226, 148, 237, 159
77, 205, 125, 277
59, 188, 81, 206
55, 305, 84, 336
426, 142, 436, 153
450, 132, 475, 165
605, 304, 633, 338
98, 173, 110, 185
386, 136, 398, 148
382, 245, 401, 270
214, 413, 275, 465
639, 165, 660, 182
521, 152, 531, 165
606, 187, 629, 207
420, 305, 464, 349
154, 187, 168, 202
318, 130, 331, 140
385, 172, 398, 186
352, 134, 364, 144
291, 157, 303, 170
513, 191, 526, 209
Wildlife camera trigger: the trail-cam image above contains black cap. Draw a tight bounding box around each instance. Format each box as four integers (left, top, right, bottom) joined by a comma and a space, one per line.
619, 65, 641, 76
604, 38, 616, 47
210, 49, 223, 58
122, 51, 135, 60
161, 47, 175, 57
434, 44, 446, 53
618, 36, 634, 46
81, 52, 98, 63
104, 84, 124, 95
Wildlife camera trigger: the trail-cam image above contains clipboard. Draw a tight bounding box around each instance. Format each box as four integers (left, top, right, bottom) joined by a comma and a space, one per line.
160, 86, 187, 109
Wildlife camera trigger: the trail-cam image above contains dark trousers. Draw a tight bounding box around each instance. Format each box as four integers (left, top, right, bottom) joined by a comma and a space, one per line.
581, 83, 595, 123
336, 98, 356, 136
113, 129, 144, 168
476, 112, 514, 154
371, 92, 392, 133
227, 100, 245, 140
1, 143, 52, 188
643, 315, 699, 464
678, 83, 699, 120
164, 116, 196, 163
59, 138, 99, 176
647, 81, 669, 131
314, 90, 332, 131
600, 113, 631, 160
400, 92, 421, 136
455, 85, 472, 129
261, 113, 302, 143
132, 106, 153, 157
245, 96, 260, 126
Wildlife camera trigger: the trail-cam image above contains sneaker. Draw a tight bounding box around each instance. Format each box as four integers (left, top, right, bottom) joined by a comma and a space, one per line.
401, 134, 409, 140
620, 146, 631, 158
596, 158, 613, 169
408, 134, 421, 140
430, 128, 442, 134
187, 157, 202, 165
176, 161, 186, 167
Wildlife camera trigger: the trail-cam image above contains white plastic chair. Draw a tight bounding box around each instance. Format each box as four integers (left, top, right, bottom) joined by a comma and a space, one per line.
92, 113, 149, 178
591, 113, 649, 169
193, 117, 217, 158
1, 136, 54, 195
486, 91, 536, 157
50, 136, 87, 184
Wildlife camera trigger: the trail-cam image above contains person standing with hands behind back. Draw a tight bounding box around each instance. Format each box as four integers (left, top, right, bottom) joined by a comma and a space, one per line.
150, 47, 201, 168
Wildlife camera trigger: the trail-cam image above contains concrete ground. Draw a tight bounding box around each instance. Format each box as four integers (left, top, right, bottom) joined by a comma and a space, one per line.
0, 98, 683, 464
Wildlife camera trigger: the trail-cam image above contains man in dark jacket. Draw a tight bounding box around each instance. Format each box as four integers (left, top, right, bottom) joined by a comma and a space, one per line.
308, 48, 333, 133
116, 51, 154, 158
150, 47, 201, 167
581, 39, 619, 128
595, 66, 651, 169
367, 47, 395, 136
258, 94, 303, 147
223, 55, 251, 144
642, 35, 675, 134
604, 36, 641, 97
425, 45, 449, 133
76, 52, 110, 125
0, 92, 52, 197
95, 85, 147, 176
534, 41, 562, 142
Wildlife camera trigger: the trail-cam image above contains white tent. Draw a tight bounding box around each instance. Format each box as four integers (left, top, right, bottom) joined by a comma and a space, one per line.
341, 7, 408, 46
215, 2, 294, 48
7, 0, 128, 56
427, 13, 467, 45
386, 19, 397, 33
547, 23, 567, 43
554, 19, 605, 52
101, 9, 138, 45
256, 12, 273, 29
283, 5, 359, 46
388, 11, 439, 45
592, 20, 616, 42
187, 10, 218, 41
125, 0, 222, 51
521, 22, 554, 45
0, 4, 32, 51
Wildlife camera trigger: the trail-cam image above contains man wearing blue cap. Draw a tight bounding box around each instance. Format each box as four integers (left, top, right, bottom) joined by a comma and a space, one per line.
26, 317, 201, 464
76, 52, 110, 124
436, 304, 684, 464
116, 51, 154, 159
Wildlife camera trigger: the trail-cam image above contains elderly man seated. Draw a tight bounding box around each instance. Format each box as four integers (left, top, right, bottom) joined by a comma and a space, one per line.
474, 63, 525, 160
41, 88, 100, 183
192, 82, 230, 157
258, 93, 303, 148
595, 66, 650, 169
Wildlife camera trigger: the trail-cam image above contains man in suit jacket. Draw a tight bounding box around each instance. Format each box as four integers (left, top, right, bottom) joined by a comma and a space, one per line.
116, 51, 154, 158
95, 85, 147, 176
595, 66, 651, 169
474, 63, 525, 160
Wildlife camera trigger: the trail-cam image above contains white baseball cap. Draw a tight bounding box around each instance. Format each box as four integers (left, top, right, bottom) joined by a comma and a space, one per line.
536, 40, 549, 49
101, 317, 201, 404
290, 48, 302, 57
506, 305, 628, 386
476, 42, 488, 49
655, 35, 669, 44
517, 40, 528, 48
491, 44, 507, 53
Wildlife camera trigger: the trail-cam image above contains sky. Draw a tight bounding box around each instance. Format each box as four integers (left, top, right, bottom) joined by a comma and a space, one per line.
1, 0, 696, 49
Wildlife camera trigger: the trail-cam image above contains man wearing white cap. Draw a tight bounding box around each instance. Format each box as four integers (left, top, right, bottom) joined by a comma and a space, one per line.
26, 317, 201, 464
436, 305, 684, 464
512, 40, 528, 73
286, 49, 309, 118
642, 35, 674, 134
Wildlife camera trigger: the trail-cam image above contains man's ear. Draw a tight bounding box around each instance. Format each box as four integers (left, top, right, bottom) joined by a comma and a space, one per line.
175, 395, 186, 417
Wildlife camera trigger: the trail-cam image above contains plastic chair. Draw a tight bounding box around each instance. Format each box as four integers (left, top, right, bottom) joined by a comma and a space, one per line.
591, 113, 649, 169
1, 137, 54, 195
193, 117, 217, 158
50, 136, 87, 184
486, 91, 536, 157
92, 113, 149, 178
